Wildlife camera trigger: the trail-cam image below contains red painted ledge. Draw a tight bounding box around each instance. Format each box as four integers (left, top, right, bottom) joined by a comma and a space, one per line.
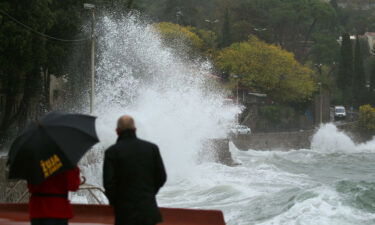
0, 203, 226, 225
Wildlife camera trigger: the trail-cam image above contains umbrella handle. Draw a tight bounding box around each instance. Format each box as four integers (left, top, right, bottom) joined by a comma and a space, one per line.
80, 176, 86, 185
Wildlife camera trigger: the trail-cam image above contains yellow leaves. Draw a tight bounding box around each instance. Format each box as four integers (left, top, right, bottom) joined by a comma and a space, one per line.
215, 36, 315, 103
153, 22, 204, 53
359, 104, 375, 132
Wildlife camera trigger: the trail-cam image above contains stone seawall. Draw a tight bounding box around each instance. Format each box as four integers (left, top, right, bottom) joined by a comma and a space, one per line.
0, 156, 28, 203
201, 139, 234, 166
231, 123, 374, 151
231, 130, 316, 151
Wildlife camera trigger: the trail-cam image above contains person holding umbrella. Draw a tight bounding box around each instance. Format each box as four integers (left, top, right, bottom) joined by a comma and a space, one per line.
103, 115, 167, 225
7, 112, 99, 225
27, 167, 83, 225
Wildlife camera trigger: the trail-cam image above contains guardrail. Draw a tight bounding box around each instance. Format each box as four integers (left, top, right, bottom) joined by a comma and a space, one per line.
77, 184, 106, 204
5, 182, 106, 204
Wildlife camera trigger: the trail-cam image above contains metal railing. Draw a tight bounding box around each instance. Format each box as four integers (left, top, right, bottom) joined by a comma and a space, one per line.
5, 180, 28, 203
5, 182, 106, 204
77, 184, 106, 204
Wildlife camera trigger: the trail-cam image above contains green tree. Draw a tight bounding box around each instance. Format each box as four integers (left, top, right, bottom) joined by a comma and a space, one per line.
330, 0, 338, 10
0, 0, 85, 142
0, 0, 54, 140
353, 36, 366, 106
229, 0, 337, 60
187, 26, 218, 56
370, 58, 375, 105
309, 34, 340, 65
337, 32, 353, 101
219, 8, 231, 48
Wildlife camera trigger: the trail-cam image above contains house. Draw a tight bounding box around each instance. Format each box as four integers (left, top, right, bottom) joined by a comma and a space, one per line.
364, 32, 375, 55
329, 0, 375, 9
338, 33, 375, 55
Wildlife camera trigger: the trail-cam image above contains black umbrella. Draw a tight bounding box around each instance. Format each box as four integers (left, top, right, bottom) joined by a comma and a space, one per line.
7, 111, 99, 184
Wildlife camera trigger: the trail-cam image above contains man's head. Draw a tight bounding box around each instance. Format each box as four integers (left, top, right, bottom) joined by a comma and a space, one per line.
116, 115, 136, 135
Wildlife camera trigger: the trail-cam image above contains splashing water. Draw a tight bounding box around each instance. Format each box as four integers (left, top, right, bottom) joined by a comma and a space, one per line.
79, 14, 238, 186
311, 123, 375, 153
76, 13, 375, 225
311, 123, 356, 153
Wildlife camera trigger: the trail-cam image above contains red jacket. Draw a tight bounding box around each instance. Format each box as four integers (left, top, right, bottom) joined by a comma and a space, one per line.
27, 167, 81, 219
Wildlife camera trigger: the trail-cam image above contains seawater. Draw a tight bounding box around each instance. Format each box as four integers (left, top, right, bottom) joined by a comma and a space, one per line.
76, 14, 375, 225
157, 124, 375, 225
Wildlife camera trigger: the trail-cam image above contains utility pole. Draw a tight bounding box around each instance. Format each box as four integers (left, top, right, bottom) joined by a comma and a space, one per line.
318, 82, 322, 124
315, 63, 323, 125
84, 3, 95, 114
232, 74, 240, 123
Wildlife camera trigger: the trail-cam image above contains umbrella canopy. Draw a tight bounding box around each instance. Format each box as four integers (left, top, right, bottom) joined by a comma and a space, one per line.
7, 111, 99, 184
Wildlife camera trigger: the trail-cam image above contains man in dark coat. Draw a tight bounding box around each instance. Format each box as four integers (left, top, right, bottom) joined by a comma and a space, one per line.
103, 115, 167, 225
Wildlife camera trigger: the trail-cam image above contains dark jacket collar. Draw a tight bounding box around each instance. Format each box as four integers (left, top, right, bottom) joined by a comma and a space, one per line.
117, 129, 137, 142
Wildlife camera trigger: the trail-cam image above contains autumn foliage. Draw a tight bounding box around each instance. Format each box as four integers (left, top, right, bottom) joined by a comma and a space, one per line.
215, 36, 316, 103
359, 105, 375, 132
153, 22, 204, 54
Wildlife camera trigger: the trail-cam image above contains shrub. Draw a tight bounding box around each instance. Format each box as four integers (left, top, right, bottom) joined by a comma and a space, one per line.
259, 105, 295, 124
358, 104, 375, 132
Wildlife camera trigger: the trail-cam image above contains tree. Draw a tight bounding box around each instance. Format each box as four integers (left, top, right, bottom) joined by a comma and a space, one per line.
219, 8, 231, 48
215, 36, 315, 103
229, 0, 337, 60
353, 36, 366, 106
330, 0, 338, 10
337, 32, 353, 100
0, 0, 54, 141
370, 58, 375, 105
359, 104, 375, 133
153, 22, 204, 56
0, 0, 85, 143
309, 33, 340, 65
187, 26, 218, 56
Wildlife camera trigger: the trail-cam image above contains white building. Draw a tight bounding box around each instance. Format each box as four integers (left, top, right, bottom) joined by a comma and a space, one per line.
364, 32, 375, 55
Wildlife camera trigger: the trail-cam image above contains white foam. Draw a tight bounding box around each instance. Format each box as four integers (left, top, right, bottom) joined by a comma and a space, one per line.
80, 13, 238, 187
311, 124, 356, 153
257, 186, 375, 225
311, 123, 375, 154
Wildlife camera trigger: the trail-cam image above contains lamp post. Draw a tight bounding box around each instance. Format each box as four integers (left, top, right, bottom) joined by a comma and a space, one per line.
314, 63, 323, 125
231, 74, 239, 105
318, 82, 322, 124
84, 3, 95, 114
232, 74, 239, 123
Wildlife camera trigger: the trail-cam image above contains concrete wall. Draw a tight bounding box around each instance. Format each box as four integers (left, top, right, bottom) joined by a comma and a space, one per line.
200, 139, 235, 166
231, 130, 315, 151
231, 123, 374, 151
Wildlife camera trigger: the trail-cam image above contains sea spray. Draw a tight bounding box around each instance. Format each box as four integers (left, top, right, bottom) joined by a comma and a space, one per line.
311, 123, 375, 153
311, 123, 356, 153
79, 13, 239, 187
75, 13, 375, 225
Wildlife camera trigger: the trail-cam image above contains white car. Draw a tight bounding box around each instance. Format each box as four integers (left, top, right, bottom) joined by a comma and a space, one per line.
334, 105, 346, 120
230, 124, 251, 135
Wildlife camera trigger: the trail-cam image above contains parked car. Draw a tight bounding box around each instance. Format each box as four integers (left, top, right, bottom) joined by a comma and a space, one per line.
230, 124, 251, 135
334, 105, 346, 120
